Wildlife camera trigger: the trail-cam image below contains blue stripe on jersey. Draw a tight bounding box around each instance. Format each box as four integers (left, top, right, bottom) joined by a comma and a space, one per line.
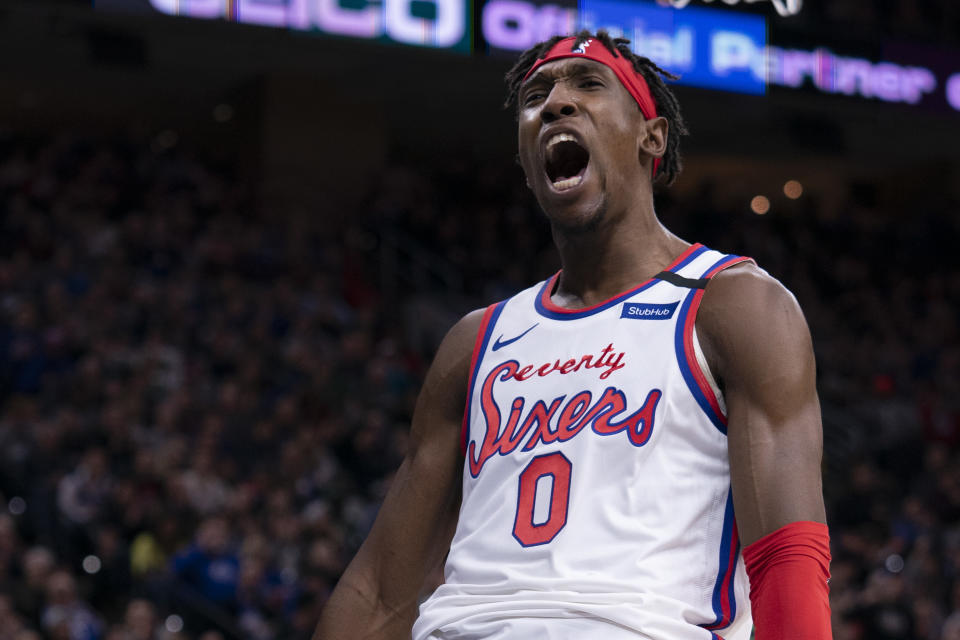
533, 245, 709, 321
668, 253, 743, 633
702, 488, 739, 631
672, 253, 743, 435
674, 289, 727, 435
669, 243, 710, 274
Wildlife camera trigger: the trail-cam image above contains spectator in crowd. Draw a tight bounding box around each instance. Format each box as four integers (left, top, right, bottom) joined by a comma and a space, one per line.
0, 593, 34, 640
943, 613, 960, 640
105, 599, 161, 640
40, 570, 102, 640
14, 547, 56, 631
170, 517, 240, 614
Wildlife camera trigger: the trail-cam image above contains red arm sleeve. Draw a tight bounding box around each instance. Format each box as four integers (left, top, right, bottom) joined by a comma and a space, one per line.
742, 520, 832, 640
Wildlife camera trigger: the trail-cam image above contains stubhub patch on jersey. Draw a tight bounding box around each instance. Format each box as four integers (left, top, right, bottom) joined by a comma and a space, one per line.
620, 301, 679, 320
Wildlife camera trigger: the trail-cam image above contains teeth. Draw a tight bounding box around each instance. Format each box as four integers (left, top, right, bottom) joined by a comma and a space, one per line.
552, 175, 584, 191
547, 132, 578, 150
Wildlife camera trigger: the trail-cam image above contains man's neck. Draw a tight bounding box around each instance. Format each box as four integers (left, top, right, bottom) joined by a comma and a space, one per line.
550, 206, 688, 310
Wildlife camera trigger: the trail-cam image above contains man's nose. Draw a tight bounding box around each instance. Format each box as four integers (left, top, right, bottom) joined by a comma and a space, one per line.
540, 84, 578, 123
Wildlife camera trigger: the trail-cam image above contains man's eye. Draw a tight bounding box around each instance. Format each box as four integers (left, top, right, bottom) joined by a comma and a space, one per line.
581, 79, 603, 88
524, 93, 544, 104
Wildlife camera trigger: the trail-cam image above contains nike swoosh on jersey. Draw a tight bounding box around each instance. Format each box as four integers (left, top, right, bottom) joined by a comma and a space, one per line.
492, 323, 539, 351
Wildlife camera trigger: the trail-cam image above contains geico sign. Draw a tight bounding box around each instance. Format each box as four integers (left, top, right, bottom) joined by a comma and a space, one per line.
149, 0, 465, 47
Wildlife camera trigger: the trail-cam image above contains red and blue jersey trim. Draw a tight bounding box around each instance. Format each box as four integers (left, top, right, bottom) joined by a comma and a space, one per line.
667, 252, 750, 635
534, 243, 709, 320
460, 301, 507, 455
673, 254, 753, 435
700, 488, 741, 632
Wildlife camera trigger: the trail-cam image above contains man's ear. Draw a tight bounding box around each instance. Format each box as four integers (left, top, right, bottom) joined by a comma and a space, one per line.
639, 116, 668, 162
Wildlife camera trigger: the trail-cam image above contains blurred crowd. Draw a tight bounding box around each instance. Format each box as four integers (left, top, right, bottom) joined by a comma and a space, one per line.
0, 129, 958, 640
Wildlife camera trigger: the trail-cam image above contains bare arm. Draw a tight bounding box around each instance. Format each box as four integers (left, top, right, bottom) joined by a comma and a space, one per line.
314, 309, 485, 640
697, 264, 826, 547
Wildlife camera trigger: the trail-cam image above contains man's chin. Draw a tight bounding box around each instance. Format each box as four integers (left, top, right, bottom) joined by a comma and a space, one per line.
541, 194, 608, 236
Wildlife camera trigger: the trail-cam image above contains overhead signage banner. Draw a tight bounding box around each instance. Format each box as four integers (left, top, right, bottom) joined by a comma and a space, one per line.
578, 0, 768, 94
730, 43, 942, 108
479, 0, 958, 112
880, 42, 960, 113
96, 0, 960, 112
480, 0, 577, 56
481, 0, 768, 94
103, 0, 472, 51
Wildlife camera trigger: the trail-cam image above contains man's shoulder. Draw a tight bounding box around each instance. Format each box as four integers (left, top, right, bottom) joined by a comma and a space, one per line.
697, 259, 813, 382
449, 307, 489, 347
449, 276, 548, 342
426, 308, 489, 385
412, 306, 490, 443
429, 282, 544, 387
704, 260, 798, 310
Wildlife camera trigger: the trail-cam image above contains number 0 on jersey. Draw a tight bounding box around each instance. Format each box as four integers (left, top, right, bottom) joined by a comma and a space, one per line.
512, 452, 572, 546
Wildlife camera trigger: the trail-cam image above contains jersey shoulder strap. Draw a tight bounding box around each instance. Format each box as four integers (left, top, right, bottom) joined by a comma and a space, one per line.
655, 246, 754, 289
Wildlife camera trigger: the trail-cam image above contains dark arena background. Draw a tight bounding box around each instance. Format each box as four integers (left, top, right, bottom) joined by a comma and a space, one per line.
1, 0, 959, 638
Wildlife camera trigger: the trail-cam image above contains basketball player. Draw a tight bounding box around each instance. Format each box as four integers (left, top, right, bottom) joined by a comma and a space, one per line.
315, 31, 831, 639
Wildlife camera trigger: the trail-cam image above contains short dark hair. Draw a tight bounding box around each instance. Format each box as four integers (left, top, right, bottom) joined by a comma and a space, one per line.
504, 30, 689, 186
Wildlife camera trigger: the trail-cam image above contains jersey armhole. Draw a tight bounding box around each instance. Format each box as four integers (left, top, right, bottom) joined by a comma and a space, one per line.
692, 326, 726, 416
460, 302, 506, 456
674, 255, 754, 435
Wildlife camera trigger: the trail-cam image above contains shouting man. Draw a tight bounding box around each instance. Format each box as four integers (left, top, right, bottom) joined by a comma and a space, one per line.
316, 31, 832, 640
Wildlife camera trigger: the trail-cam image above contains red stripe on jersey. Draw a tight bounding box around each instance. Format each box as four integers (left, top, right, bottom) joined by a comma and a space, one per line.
681, 256, 753, 426
461, 304, 500, 456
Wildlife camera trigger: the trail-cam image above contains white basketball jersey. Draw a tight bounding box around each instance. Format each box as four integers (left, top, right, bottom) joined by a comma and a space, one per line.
413, 244, 754, 640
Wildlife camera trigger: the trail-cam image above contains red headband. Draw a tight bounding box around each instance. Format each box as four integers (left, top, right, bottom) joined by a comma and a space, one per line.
523, 37, 661, 178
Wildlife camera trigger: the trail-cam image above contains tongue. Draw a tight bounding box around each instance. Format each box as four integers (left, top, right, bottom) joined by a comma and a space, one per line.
556, 164, 586, 181
547, 140, 589, 183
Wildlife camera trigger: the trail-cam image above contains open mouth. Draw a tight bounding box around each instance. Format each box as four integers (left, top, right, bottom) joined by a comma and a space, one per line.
544, 133, 590, 192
